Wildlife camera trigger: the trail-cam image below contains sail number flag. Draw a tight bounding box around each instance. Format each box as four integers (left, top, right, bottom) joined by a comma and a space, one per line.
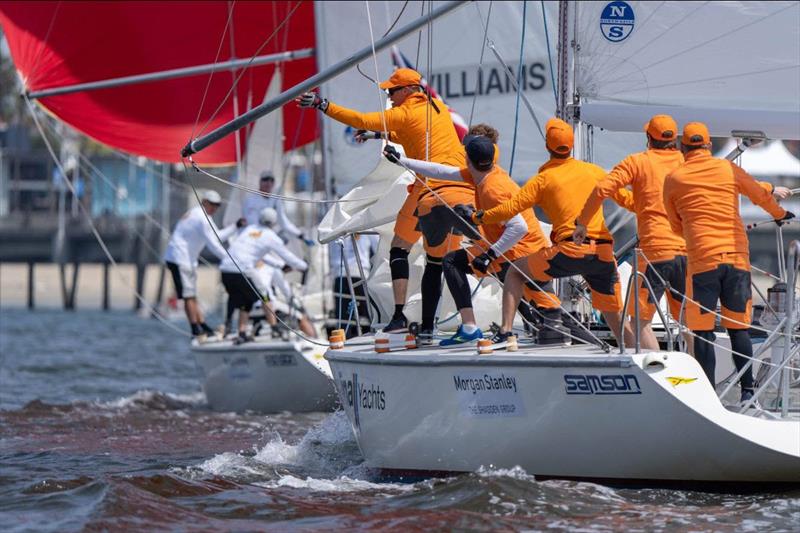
0, 1, 318, 164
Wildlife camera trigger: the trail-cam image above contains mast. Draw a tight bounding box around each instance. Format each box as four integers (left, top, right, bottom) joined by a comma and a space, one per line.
314, 0, 334, 202
181, 0, 467, 158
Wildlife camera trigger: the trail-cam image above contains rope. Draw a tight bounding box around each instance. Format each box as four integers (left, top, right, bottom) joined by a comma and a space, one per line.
540, 0, 558, 107
183, 159, 329, 346
355, 0, 409, 83
23, 96, 191, 338
508, 0, 527, 176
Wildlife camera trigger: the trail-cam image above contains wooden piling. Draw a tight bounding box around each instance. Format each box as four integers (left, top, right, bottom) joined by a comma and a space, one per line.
27, 261, 34, 309
102, 262, 110, 311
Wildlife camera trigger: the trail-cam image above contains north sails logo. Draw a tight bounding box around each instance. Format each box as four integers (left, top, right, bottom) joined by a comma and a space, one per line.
600, 1, 635, 42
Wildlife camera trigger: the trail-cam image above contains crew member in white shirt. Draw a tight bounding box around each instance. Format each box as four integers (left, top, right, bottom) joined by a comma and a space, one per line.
242, 172, 315, 246
251, 253, 317, 338
220, 207, 308, 344
164, 190, 243, 337
329, 233, 379, 337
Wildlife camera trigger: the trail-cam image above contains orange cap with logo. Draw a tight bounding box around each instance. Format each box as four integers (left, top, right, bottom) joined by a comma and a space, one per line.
681, 122, 711, 146
643, 114, 677, 141
379, 68, 422, 89
545, 118, 573, 155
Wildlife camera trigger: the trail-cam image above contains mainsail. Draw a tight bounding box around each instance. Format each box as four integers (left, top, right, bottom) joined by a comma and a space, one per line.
572, 1, 800, 139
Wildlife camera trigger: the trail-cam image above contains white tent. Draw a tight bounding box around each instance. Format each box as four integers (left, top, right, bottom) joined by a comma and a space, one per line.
715, 141, 800, 177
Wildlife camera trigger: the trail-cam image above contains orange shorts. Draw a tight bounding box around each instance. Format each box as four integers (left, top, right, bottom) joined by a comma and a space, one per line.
416, 183, 476, 259
629, 253, 687, 321
463, 244, 561, 310
393, 182, 423, 244
685, 252, 751, 331
525, 240, 622, 313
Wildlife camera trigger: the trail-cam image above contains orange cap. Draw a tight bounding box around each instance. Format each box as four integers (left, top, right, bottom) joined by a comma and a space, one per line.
681, 122, 711, 146
379, 68, 422, 89
545, 118, 573, 155
644, 114, 677, 141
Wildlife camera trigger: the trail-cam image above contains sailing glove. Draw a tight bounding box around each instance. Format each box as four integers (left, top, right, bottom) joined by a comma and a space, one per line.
297, 92, 328, 112
775, 211, 795, 226
383, 145, 401, 164
471, 248, 497, 274
354, 130, 382, 143
236, 217, 247, 228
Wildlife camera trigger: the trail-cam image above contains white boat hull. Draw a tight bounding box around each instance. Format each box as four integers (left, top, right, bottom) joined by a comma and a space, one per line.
326, 344, 800, 483
192, 338, 338, 413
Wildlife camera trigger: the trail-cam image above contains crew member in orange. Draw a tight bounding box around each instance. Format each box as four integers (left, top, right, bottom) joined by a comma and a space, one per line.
297, 68, 470, 339
573, 115, 686, 351
384, 126, 562, 346
473, 118, 635, 345
663, 122, 793, 404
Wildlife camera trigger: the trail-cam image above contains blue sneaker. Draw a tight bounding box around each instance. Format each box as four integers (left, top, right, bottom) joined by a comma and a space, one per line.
440, 325, 483, 346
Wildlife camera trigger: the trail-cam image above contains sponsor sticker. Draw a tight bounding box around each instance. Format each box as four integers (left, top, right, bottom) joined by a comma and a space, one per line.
564, 374, 642, 395
226, 356, 252, 381
600, 1, 635, 43
666, 376, 697, 387
453, 372, 525, 418
336, 371, 387, 430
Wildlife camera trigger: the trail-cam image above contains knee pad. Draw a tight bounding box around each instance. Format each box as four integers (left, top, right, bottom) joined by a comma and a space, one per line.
389, 247, 410, 280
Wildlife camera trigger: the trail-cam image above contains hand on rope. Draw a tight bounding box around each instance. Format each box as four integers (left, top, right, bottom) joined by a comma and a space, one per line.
355, 130, 382, 143
773, 186, 793, 201
471, 248, 497, 274
572, 222, 588, 245
383, 145, 402, 164
472, 209, 485, 225
452, 204, 481, 239
296, 91, 328, 112
775, 211, 795, 227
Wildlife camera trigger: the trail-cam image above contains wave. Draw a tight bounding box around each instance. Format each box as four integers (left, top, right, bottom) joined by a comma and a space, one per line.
14, 389, 207, 415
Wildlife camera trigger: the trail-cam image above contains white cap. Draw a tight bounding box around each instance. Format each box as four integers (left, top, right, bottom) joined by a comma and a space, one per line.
202, 190, 222, 204
259, 207, 278, 226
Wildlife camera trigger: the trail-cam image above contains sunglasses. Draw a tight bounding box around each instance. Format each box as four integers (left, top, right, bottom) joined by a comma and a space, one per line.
386, 86, 406, 96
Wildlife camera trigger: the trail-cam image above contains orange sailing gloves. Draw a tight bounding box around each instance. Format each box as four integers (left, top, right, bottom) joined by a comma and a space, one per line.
296, 92, 328, 112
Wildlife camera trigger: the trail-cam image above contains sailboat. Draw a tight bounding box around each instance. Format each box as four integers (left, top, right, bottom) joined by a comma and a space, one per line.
0, 0, 337, 413
3, 0, 799, 481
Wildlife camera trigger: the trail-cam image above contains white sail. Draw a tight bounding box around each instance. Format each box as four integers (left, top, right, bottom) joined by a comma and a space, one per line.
223, 70, 285, 226
315, 1, 609, 187
573, 1, 800, 139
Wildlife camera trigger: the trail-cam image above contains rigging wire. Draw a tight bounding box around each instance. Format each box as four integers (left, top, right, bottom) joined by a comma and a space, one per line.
25, 0, 62, 88
23, 96, 191, 338
194, 1, 304, 138
508, 0, 527, 176
468, 1, 493, 128
540, 0, 558, 108
355, 0, 410, 83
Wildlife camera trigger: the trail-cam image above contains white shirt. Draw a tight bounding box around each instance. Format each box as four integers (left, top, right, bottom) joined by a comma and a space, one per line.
220, 224, 307, 275
164, 206, 236, 268
242, 193, 302, 238
329, 234, 379, 278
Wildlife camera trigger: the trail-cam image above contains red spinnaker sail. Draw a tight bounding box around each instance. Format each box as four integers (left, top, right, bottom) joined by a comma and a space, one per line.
0, 1, 318, 164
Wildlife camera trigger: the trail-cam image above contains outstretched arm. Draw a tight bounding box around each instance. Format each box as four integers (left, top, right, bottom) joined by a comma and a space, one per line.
399, 156, 464, 182
733, 163, 786, 219
481, 176, 542, 225
577, 160, 636, 226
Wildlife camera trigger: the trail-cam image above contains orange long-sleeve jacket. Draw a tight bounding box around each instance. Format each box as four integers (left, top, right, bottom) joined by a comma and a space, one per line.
578, 149, 686, 260
481, 157, 633, 243
324, 93, 466, 187
663, 149, 786, 260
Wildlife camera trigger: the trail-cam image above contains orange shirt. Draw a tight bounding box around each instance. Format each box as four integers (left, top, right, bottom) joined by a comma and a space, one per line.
324, 93, 466, 189
663, 149, 786, 261
481, 157, 633, 244
578, 149, 686, 260
462, 165, 549, 262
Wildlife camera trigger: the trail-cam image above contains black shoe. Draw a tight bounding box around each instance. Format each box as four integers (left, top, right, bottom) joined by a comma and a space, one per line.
490, 330, 514, 344
739, 388, 760, 408
416, 329, 435, 347
384, 314, 408, 333
233, 332, 253, 345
